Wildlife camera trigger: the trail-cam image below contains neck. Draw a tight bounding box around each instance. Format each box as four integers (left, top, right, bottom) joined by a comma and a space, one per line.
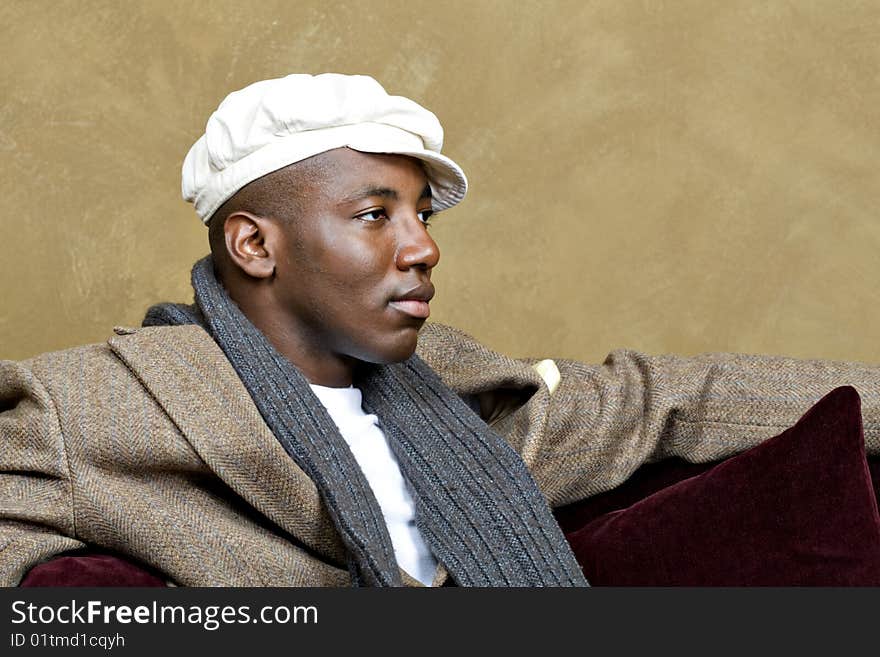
229, 285, 357, 388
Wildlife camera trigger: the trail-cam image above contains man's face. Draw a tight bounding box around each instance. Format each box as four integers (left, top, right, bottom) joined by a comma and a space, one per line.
268, 148, 440, 372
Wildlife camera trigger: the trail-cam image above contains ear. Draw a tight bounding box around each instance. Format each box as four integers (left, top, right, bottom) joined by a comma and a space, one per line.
223, 211, 279, 279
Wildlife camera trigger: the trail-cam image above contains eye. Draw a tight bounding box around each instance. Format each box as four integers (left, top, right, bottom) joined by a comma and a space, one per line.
353, 208, 388, 223
417, 209, 434, 228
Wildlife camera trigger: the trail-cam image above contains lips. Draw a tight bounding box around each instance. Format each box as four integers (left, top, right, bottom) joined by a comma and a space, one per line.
389, 283, 434, 319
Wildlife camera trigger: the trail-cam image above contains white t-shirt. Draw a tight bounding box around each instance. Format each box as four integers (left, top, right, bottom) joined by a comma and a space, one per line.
309, 383, 439, 586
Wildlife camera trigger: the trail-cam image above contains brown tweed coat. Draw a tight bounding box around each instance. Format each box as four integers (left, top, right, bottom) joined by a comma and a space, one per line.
1, 321, 879, 586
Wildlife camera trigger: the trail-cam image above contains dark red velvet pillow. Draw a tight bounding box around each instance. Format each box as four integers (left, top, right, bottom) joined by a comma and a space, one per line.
19, 553, 166, 587
566, 386, 880, 585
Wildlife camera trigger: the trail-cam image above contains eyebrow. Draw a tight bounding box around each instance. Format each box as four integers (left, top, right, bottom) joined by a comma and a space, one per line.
338, 184, 433, 206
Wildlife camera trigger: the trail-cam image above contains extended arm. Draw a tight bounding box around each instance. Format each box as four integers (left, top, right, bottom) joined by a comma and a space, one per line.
0, 360, 85, 585
417, 322, 880, 506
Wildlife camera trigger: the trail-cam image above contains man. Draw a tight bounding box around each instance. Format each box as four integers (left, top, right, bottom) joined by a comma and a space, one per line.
2, 74, 879, 587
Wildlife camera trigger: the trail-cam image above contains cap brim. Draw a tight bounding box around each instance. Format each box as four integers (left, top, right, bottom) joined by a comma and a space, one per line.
349, 146, 468, 212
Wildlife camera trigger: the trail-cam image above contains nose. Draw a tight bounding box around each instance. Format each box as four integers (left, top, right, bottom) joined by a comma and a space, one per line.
395, 214, 440, 271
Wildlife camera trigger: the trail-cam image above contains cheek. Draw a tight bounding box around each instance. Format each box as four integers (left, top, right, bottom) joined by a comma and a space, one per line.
295, 225, 398, 303
333, 238, 396, 285
321, 255, 388, 299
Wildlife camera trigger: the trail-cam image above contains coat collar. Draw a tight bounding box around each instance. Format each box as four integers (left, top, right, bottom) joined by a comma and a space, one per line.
108, 324, 352, 571
107, 325, 431, 586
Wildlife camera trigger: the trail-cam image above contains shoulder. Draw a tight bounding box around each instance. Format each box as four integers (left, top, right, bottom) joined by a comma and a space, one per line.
416, 321, 487, 360
416, 321, 504, 381
416, 322, 545, 395
2, 324, 219, 399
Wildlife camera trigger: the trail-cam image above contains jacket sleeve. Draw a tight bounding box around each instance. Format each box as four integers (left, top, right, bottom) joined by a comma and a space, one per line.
417, 322, 880, 507
0, 359, 85, 585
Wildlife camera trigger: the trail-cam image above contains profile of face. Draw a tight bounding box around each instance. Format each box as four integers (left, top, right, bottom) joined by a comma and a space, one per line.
229, 147, 440, 383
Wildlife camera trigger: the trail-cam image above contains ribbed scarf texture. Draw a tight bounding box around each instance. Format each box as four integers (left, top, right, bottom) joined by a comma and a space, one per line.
144, 256, 588, 587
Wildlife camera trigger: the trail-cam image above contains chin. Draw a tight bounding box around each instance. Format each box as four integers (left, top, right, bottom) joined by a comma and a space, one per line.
358, 328, 421, 365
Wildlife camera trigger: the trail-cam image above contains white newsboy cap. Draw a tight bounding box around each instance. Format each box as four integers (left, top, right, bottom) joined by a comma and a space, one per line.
182, 73, 468, 224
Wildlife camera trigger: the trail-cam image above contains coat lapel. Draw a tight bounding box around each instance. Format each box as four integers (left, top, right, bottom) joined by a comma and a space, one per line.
107, 324, 349, 569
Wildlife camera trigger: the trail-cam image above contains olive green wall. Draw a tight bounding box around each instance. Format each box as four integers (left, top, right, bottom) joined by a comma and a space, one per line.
2, 0, 878, 364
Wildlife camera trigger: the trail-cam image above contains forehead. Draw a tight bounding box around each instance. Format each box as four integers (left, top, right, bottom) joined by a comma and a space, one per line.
279, 148, 431, 206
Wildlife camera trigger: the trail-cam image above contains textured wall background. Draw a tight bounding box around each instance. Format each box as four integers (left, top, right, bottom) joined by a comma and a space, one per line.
2, 0, 878, 364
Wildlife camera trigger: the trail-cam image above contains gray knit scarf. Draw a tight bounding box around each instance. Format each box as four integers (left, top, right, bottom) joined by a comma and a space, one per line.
144, 256, 587, 587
